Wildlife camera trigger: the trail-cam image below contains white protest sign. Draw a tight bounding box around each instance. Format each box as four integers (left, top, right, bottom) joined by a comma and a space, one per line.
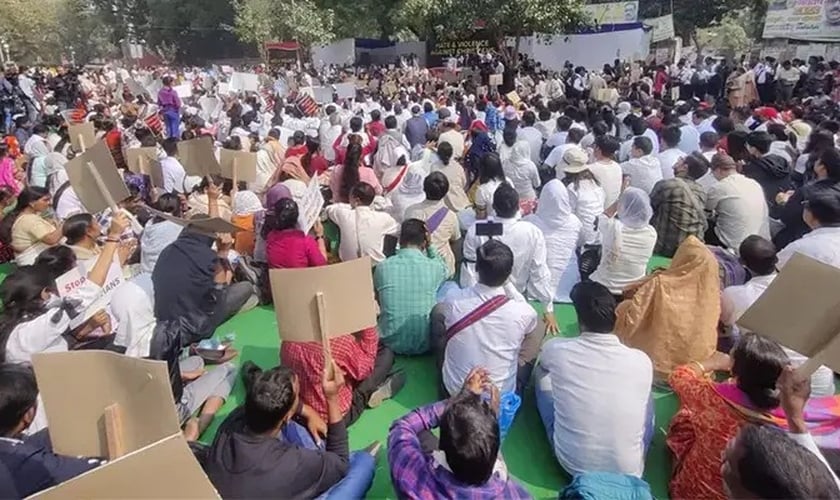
335, 82, 356, 99
312, 86, 333, 104
230, 72, 260, 93
173, 84, 192, 99
217, 82, 231, 95
55, 266, 88, 299
68, 257, 125, 329
298, 174, 324, 234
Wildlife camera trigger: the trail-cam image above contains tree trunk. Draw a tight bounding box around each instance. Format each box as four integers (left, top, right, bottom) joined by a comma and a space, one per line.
690, 30, 704, 65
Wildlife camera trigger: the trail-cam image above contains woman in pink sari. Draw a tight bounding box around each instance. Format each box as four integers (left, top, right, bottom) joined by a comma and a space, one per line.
0, 144, 21, 195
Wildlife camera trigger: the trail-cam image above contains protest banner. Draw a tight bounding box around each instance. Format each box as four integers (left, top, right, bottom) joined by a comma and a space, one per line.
65, 140, 130, 214
738, 254, 840, 376
269, 257, 377, 345
582, 1, 639, 24
763, 0, 840, 42
68, 122, 96, 152
230, 72, 260, 92
219, 149, 257, 183
125, 147, 164, 188
177, 136, 222, 177
297, 174, 324, 234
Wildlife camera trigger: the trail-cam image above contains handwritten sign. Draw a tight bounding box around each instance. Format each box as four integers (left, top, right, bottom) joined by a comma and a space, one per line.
298, 174, 324, 234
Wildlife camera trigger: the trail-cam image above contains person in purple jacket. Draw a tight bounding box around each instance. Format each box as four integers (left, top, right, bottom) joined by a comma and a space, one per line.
157, 76, 182, 139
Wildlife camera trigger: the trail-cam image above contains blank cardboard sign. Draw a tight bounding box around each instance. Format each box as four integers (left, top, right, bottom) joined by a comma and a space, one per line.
738, 253, 840, 375
31, 351, 180, 458
69, 122, 96, 152
124, 147, 164, 188
269, 257, 377, 343
219, 149, 257, 183
65, 140, 131, 213
147, 207, 241, 235
30, 434, 219, 500
177, 136, 221, 177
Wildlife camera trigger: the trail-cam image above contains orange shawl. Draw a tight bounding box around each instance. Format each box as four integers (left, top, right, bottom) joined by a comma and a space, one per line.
615, 236, 720, 380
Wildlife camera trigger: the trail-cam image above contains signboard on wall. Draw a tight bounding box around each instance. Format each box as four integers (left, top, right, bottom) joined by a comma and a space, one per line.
762, 0, 840, 41
583, 1, 640, 24
427, 37, 493, 67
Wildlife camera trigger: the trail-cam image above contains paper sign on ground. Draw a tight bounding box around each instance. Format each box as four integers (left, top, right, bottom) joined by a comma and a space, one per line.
489, 74, 503, 86
65, 140, 131, 214
173, 84, 192, 99
230, 72, 260, 92
31, 351, 180, 458
297, 174, 324, 234
219, 149, 257, 183
30, 434, 219, 499
125, 147, 164, 188
177, 136, 222, 177
69, 122, 96, 152
269, 257, 377, 343
312, 86, 333, 104
335, 82, 355, 99
738, 254, 840, 374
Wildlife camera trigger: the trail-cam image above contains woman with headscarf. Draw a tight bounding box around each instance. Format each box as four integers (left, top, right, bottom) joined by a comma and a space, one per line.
386, 165, 426, 223
615, 235, 720, 380
524, 179, 582, 302
464, 120, 496, 188
253, 183, 292, 265
503, 140, 541, 215
590, 187, 657, 298
230, 190, 264, 256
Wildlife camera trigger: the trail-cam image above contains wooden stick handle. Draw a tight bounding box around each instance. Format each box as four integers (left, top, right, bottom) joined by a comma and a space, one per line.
104, 403, 125, 459
87, 162, 118, 213
78, 134, 87, 153
315, 292, 333, 374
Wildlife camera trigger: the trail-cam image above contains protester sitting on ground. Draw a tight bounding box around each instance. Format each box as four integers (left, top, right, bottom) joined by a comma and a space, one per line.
743, 130, 792, 205
325, 183, 399, 265
230, 188, 264, 257
543, 128, 585, 178
62, 213, 135, 271
536, 281, 653, 477
0, 186, 62, 265
405, 172, 460, 278
187, 175, 233, 221
616, 236, 719, 379
139, 193, 183, 274
620, 136, 662, 195
388, 366, 531, 499
562, 147, 606, 247
436, 239, 544, 397
523, 179, 582, 303
0, 364, 105, 497
705, 153, 770, 252
265, 197, 327, 270
153, 182, 258, 347
0, 212, 130, 364
330, 141, 383, 204
720, 235, 834, 395
430, 142, 469, 213
159, 137, 186, 194
205, 362, 378, 498
777, 180, 840, 270
460, 184, 558, 333
649, 152, 710, 257
471, 152, 511, 222
386, 163, 427, 223
721, 368, 840, 498
375, 219, 449, 356
699, 131, 720, 162
586, 135, 623, 207
657, 126, 685, 180
590, 187, 657, 298
773, 147, 840, 250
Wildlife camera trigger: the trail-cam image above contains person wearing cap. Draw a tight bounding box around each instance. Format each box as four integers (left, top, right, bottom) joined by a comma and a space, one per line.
562, 147, 606, 248
621, 136, 662, 195
705, 153, 770, 252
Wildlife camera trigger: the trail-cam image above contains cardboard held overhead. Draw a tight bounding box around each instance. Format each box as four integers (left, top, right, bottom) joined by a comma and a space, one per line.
65, 140, 131, 214
31, 351, 181, 459
29, 434, 219, 499
269, 257, 377, 343
124, 147, 164, 188
147, 207, 241, 235
173, 83, 192, 99
489, 74, 503, 86
69, 122, 96, 152
230, 71, 260, 92
219, 149, 257, 183
738, 253, 840, 375
177, 136, 221, 177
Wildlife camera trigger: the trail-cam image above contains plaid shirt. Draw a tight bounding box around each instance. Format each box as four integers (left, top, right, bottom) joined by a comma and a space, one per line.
650, 177, 708, 257
280, 327, 378, 420
374, 248, 449, 355
388, 401, 532, 500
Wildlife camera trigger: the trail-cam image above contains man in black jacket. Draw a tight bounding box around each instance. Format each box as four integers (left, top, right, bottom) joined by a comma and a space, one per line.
743, 131, 791, 205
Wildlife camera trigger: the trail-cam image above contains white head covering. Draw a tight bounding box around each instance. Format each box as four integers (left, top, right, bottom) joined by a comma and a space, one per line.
233, 190, 264, 216
534, 179, 573, 230
44, 153, 68, 194
398, 166, 425, 196
602, 187, 652, 263
508, 141, 533, 167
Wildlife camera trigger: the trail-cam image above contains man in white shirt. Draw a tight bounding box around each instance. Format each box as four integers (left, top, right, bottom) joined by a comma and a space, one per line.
619, 117, 659, 161
545, 116, 573, 150
657, 126, 685, 180
692, 109, 716, 136
536, 281, 653, 477
705, 153, 770, 252
517, 111, 544, 165
543, 128, 585, 177
460, 184, 559, 334
160, 138, 187, 193
433, 239, 542, 396
325, 183, 399, 265
777, 182, 840, 270
438, 117, 465, 161
587, 136, 623, 207
621, 136, 662, 195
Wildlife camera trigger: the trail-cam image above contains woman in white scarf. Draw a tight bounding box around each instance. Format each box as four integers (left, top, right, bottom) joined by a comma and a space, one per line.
524, 179, 583, 302
503, 140, 541, 214
387, 165, 427, 223
590, 187, 657, 296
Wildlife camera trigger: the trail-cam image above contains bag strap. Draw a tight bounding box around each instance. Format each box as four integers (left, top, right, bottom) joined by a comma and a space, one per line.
53, 181, 71, 211
445, 295, 510, 342
426, 206, 449, 234
384, 165, 408, 194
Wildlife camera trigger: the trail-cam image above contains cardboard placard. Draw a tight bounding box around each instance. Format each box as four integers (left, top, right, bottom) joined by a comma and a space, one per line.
173, 84, 192, 99
177, 136, 221, 177
31, 351, 181, 458
738, 254, 840, 375
335, 82, 356, 99
65, 140, 131, 214
230, 71, 260, 92
506, 91, 521, 106
219, 149, 257, 183
489, 74, 503, 86
297, 174, 324, 234
69, 122, 96, 152
30, 434, 219, 499
269, 257, 377, 343
312, 86, 333, 104
125, 147, 164, 188
217, 82, 231, 95
148, 208, 241, 235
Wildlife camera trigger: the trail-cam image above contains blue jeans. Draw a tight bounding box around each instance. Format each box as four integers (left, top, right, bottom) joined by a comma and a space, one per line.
281, 421, 375, 499
163, 109, 180, 139
534, 366, 655, 465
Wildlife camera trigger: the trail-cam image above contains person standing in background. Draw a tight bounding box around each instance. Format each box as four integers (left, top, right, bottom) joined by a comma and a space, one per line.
158, 76, 182, 139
